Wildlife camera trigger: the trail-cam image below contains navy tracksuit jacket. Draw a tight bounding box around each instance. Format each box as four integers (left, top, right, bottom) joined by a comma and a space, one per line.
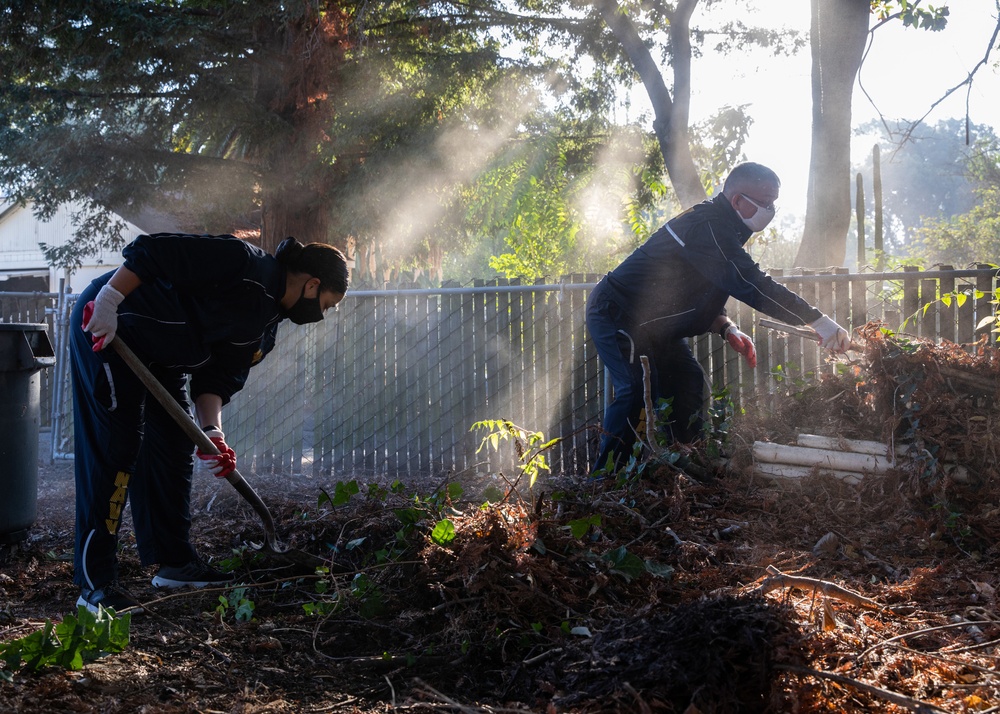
586, 193, 823, 471
71, 233, 286, 590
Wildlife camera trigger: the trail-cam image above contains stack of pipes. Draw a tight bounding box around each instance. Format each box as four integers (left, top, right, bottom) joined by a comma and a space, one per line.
753, 434, 968, 485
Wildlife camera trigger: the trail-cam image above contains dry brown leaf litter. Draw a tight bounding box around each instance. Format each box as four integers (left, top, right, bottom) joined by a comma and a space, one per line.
1, 321, 999, 712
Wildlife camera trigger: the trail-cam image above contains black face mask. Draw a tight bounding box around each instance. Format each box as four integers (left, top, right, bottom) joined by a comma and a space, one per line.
285, 284, 324, 325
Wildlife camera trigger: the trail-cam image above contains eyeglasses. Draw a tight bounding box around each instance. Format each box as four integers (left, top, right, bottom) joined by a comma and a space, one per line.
740, 194, 778, 214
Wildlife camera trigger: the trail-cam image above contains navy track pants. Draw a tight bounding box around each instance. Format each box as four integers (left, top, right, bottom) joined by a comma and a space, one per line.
70, 280, 198, 590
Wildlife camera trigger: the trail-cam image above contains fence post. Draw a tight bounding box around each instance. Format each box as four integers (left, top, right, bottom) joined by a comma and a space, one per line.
937, 266, 956, 344
920, 274, 938, 340
956, 278, 975, 345
873, 144, 884, 272
855, 172, 866, 269
833, 267, 851, 334
567, 273, 590, 474
799, 269, 819, 375
901, 266, 921, 334
459, 282, 478, 472
976, 264, 997, 344
580, 274, 603, 472
759, 269, 781, 392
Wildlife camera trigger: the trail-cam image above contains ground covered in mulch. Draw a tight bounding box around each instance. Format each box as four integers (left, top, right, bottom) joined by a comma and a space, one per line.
2, 322, 1000, 713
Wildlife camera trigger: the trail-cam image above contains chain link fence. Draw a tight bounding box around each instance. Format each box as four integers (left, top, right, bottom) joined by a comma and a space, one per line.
6, 265, 997, 477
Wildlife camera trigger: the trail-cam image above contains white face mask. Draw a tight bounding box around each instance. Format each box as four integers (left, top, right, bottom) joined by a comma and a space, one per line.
739, 194, 776, 232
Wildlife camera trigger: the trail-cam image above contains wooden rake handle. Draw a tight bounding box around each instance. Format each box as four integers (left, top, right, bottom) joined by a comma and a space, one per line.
757, 318, 862, 352
758, 318, 821, 342
107, 336, 287, 553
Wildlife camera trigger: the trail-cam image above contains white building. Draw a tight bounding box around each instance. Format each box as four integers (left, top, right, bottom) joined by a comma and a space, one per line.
0, 199, 146, 294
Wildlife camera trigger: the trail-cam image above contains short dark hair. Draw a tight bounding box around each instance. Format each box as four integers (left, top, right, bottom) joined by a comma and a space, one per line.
723, 162, 780, 196
275, 237, 350, 294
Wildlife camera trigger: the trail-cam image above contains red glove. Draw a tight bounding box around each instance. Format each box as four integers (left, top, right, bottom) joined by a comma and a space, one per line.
723, 324, 757, 368
196, 428, 237, 478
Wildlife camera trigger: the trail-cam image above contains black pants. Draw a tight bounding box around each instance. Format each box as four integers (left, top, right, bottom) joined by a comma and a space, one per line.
70, 278, 197, 590
587, 284, 706, 472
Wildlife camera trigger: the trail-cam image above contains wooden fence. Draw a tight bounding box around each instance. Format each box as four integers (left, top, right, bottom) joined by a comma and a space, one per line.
5, 265, 998, 476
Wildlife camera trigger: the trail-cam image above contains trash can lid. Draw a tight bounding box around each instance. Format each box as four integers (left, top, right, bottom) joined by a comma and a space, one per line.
0, 323, 55, 371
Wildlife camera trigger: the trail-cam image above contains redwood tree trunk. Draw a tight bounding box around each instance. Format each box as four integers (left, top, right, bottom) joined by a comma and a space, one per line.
254, 6, 350, 255
795, 0, 870, 268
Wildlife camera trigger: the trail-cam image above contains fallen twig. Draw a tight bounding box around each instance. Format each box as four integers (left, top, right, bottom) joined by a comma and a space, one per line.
756, 565, 881, 610
639, 355, 662, 456
622, 682, 653, 714
859, 619, 1000, 661
777, 664, 949, 713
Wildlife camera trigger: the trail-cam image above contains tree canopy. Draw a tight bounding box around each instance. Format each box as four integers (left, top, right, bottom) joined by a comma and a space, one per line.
3, 0, 990, 280
0, 1, 603, 265
0, 0, 794, 278
911, 136, 1000, 267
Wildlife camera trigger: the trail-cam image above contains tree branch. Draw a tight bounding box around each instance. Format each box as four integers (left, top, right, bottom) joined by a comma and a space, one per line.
859, 4, 1000, 152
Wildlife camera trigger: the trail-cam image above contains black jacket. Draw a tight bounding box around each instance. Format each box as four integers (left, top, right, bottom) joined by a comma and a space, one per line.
600, 194, 822, 340
114, 233, 286, 405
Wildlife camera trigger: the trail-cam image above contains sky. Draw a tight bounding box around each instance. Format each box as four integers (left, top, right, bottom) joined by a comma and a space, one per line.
639, 0, 1000, 217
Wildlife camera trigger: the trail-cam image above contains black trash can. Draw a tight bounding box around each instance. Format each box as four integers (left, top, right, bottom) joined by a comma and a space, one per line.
0, 323, 56, 544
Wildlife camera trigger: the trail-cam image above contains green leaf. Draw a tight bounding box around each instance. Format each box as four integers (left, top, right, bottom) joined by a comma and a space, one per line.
332, 480, 360, 506
602, 546, 645, 582
643, 560, 675, 579
567, 514, 601, 540
481, 484, 505, 503
0, 606, 130, 674
234, 599, 255, 622
431, 519, 456, 546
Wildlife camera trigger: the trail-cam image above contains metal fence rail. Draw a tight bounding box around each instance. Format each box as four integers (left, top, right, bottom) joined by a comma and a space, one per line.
5, 265, 997, 476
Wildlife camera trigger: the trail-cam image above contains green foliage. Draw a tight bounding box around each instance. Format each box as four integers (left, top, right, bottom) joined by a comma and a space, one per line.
350, 574, 385, 618
430, 519, 457, 546
854, 122, 997, 258
567, 514, 602, 540
0, 1, 590, 264
689, 104, 754, 196
871, 1, 950, 30
766, 363, 819, 396
0, 606, 130, 677
471, 419, 560, 489
319, 480, 361, 508
486, 151, 582, 280
902, 284, 1000, 342
910, 138, 1000, 266
600, 546, 673, 582
625, 166, 674, 247
213, 545, 262, 573
215, 587, 255, 623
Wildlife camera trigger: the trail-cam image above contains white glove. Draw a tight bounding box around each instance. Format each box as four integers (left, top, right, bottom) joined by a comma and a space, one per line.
83, 284, 126, 349
809, 315, 851, 353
